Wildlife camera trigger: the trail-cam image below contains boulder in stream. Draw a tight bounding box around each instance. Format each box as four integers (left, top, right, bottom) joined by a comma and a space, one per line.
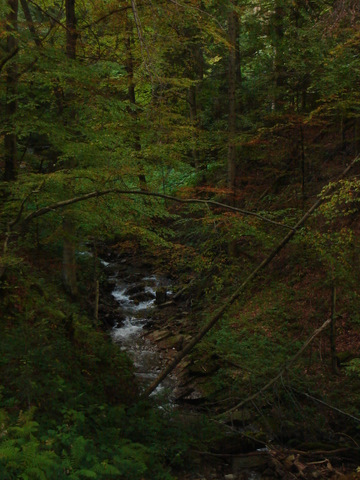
155, 287, 167, 305
124, 283, 145, 296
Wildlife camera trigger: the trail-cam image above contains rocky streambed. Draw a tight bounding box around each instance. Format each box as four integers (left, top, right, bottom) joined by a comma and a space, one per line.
98, 250, 209, 403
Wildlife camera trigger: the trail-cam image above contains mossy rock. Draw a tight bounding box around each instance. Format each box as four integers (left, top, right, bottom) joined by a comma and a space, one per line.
227, 408, 256, 424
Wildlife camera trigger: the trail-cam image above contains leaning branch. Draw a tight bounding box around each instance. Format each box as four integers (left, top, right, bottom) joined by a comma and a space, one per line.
292, 389, 360, 424
80, 6, 133, 30
0, 187, 295, 282
142, 157, 359, 397
28, 0, 69, 32
0, 47, 19, 75
20, 189, 294, 230
20, 0, 42, 47
223, 318, 331, 415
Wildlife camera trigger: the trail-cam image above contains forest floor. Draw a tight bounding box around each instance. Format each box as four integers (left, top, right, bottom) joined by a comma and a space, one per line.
98, 243, 360, 480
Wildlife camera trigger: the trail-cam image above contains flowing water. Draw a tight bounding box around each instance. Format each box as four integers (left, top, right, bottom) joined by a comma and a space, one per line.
107, 265, 174, 399
100, 257, 263, 479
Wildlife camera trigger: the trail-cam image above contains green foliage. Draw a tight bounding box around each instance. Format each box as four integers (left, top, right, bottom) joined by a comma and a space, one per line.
346, 359, 360, 378
2, 0, 360, 471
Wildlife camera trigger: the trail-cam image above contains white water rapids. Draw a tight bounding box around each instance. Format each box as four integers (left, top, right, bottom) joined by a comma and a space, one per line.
109, 270, 174, 398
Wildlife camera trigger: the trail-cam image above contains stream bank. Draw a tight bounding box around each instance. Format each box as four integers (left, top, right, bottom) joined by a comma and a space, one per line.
97, 247, 360, 480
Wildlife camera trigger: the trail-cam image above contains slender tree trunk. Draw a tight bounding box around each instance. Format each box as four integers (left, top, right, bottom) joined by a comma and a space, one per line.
65, 0, 77, 60
188, 85, 198, 169
273, 0, 284, 111
355, 118, 360, 156
227, 3, 240, 256
93, 243, 99, 323
188, 41, 204, 174
125, 22, 147, 191
300, 124, 306, 205
330, 283, 338, 374
227, 4, 239, 205
4, 0, 18, 181
20, 0, 42, 47
61, 0, 78, 296
62, 217, 78, 296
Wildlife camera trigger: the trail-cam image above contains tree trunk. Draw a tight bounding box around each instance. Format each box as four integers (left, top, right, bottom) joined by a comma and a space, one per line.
188, 84, 198, 169
65, 0, 77, 60
227, 3, 240, 205
20, 0, 42, 47
4, 0, 18, 181
61, 0, 78, 295
125, 22, 147, 191
330, 283, 339, 374
188, 41, 205, 174
62, 217, 78, 297
273, 0, 285, 111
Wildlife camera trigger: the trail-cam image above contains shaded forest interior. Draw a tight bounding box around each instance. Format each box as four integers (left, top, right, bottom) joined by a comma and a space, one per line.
1, 0, 360, 478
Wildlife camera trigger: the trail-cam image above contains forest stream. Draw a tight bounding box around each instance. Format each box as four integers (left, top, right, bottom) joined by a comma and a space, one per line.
96, 252, 360, 480
108, 265, 175, 399
99, 252, 266, 480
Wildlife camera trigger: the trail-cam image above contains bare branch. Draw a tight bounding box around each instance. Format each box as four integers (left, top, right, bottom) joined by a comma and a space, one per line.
27, 0, 69, 32
0, 47, 19, 75
167, 0, 225, 32
19, 189, 294, 230
293, 389, 360, 424
223, 318, 331, 415
20, 0, 42, 47
80, 6, 133, 30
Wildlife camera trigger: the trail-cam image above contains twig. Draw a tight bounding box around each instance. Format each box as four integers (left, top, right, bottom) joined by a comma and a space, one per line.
223, 318, 331, 415
167, 0, 225, 32
334, 432, 359, 448
0, 47, 19, 75
80, 6, 133, 29
289, 447, 358, 456
192, 449, 269, 458
28, 0, 69, 32
292, 389, 360, 424
307, 459, 329, 465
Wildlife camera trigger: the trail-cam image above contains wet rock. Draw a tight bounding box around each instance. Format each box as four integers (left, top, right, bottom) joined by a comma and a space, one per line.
159, 334, 185, 351
124, 273, 142, 283
188, 357, 219, 376
130, 291, 155, 303
101, 314, 116, 328
174, 384, 207, 403
125, 283, 145, 296
150, 330, 172, 342
100, 278, 118, 293
155, 287, 167, 305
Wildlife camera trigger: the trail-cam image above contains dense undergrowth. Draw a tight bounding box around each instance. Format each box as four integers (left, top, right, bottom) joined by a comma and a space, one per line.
1, 173, 360, 478
0, 256, 221, 480
2, 1, 360, 477
169, 199, 360, 447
